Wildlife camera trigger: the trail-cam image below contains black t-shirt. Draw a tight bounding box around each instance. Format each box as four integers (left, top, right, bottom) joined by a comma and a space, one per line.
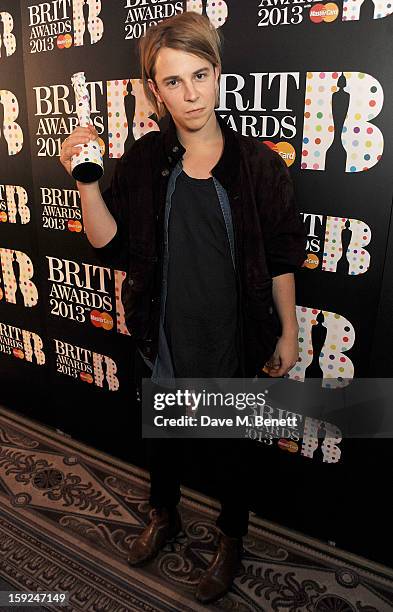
164, 169, 239, 378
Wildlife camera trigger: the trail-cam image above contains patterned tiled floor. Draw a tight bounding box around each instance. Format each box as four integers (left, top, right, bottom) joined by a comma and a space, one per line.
0, 406, 392, 611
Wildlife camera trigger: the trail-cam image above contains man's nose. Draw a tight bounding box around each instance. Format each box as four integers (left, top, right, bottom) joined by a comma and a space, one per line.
183, 80, 198, 101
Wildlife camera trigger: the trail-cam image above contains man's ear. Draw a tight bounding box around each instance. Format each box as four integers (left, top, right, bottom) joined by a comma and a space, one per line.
147, 78, 163, 105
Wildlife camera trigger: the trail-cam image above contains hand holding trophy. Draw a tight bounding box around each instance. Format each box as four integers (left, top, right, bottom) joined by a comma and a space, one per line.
70, 71, 104, 183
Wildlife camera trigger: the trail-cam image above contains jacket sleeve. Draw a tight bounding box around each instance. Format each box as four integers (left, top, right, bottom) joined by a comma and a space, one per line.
259, 147, 307, 278
89, 154, 130, 271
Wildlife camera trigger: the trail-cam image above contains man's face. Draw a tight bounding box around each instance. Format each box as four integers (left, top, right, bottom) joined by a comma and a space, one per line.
148, 47, 219, 130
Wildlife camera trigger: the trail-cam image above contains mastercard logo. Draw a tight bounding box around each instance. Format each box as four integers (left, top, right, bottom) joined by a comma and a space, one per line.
57, 34, 73, 49
278, 439, 298, 453
67, 220, 82, 233
90, 310, 114, 330
263, 141, 296, 167
0, 211, 7, 222
310, 3, 339, 23
80, 371, 93, 383
13, 348, 24, 359
304, 253, 319, 269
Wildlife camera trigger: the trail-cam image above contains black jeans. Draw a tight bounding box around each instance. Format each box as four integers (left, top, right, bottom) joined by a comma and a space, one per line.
147, 436, 251, 538
135, 352, 251, 538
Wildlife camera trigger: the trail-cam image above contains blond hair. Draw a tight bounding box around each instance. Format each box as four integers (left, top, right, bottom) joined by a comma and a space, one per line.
139, 12, 223, 120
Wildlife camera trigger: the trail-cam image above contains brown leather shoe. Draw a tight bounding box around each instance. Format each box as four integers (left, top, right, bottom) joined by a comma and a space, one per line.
126, 507, 182, 567
195, 532, 243, 604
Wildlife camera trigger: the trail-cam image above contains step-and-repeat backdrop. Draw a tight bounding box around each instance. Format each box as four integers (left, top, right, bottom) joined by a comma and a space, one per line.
1, 1, 392, 560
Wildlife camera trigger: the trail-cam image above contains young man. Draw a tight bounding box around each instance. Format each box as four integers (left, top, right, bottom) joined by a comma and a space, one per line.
60, 11, 306, 604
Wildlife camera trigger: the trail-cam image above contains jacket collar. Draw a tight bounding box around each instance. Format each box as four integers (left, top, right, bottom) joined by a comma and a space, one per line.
162, 109, 240, 193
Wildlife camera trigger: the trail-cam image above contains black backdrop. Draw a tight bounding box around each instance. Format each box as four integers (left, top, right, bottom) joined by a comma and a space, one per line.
1, 1, 392, 566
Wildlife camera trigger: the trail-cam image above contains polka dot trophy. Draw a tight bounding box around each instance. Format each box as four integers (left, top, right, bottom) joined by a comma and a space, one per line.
70, 71, 104, 183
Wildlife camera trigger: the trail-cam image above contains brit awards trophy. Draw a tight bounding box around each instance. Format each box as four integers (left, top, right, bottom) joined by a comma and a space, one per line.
70, 71, 104, 182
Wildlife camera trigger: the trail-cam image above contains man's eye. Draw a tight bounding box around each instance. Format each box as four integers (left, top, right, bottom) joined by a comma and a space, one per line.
196, 73, 207, 79
168, 80, 177, 87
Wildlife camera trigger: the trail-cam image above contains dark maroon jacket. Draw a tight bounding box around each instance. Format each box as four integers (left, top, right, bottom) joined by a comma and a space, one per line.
92, 110, 307, 377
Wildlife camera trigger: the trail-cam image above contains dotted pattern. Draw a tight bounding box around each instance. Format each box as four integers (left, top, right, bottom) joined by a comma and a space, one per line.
93, 352, 120, 391
71, 71, 103, 173
186, 1, 229, 28
5, 185, 30, 224
302, 418, 342, 462
0, 90, 23, 156
342, 0, 392, 20
130, 78, 160, 142
0, 11, 17, 56
114, 269, 130, 336
323, 216, 371, 274
107, 78, 129, 159
290, 305, 355, 386
107, 78, 159, 158
302, 71, 383, 172
72, 0, 103, 46
22, 329, 46, 365
0, 249, 38, 307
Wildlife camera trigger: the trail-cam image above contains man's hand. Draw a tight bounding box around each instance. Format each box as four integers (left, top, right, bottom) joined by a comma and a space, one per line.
262, 272, 299, 377
263, 330, 299, 377
59, 124, 99, 177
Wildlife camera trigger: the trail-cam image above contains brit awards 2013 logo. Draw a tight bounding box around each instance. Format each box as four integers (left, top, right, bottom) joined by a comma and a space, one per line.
27, 0, 104, 54
40, 186, 83, 232
216, 70, 384, 172
0, 11, 17, 58
32, 77, 159, 159
122, 0, 228, 40
46, 256, 131, 335
124, 0, 228, 40
0, 321, 45, 364
124, 0, 183, 39
54, 338, 119, 389
0, 183, 83, 232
